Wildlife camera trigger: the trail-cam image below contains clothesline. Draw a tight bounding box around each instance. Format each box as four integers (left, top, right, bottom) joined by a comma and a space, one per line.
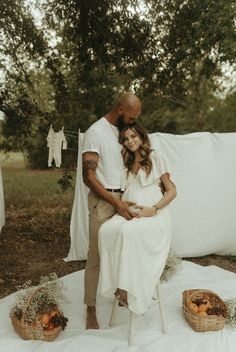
65, 132, 78, 137
65, 135, 78, 144
66, 147, 78, 152
65, 133, 79, 139
64, 130, 79, 134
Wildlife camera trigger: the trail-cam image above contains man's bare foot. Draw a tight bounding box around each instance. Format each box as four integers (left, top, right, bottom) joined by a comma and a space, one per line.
114, 288, 128, 307
86, 306, 99, 330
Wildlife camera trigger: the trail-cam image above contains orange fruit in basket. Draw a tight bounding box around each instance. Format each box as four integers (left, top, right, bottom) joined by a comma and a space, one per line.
50, 309, 60, 318
198, 304, 208, 313
204, 299, 212, 309
198, 299, 212, 312
188, 302, 199, 313
46, 322, 55, 330
198, 311, 208, 316
39, 313, 50, 327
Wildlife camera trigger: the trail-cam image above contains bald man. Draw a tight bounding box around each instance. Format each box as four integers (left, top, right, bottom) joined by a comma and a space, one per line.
82, 93, 141, 329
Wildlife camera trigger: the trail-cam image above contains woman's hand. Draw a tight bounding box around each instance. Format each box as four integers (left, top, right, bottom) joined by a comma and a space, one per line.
136, 205, 156, 218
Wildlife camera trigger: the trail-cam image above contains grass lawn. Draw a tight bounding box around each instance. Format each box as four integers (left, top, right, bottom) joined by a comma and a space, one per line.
1, 152, 75, 209
0, 152, 84, 299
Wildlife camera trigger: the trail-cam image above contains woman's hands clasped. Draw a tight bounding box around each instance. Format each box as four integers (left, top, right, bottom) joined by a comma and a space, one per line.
115, 200, 158, 219
115, 199, 139, 220
135, 205, 157, 218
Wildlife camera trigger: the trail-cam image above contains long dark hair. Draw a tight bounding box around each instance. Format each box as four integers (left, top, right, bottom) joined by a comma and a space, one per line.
119, 122, 153, 175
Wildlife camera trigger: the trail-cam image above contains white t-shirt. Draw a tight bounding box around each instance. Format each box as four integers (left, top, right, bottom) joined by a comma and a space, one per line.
82, 117, 123, 189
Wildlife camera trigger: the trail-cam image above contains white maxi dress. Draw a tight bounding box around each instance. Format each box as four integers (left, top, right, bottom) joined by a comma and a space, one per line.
98, 150, 172, 315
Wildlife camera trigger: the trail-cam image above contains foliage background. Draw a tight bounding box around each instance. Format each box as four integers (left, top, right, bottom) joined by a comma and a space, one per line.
0, 0, 235, 168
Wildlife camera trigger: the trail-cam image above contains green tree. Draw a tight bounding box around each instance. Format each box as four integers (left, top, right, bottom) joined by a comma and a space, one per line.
0, 0, 235, 168
208, 91, 236, 132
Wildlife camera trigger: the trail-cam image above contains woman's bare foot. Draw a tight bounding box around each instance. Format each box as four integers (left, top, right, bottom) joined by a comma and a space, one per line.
86, 306, 99, 329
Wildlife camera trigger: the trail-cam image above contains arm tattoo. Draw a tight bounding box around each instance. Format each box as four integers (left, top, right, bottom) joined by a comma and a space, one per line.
83, 159, 98, 179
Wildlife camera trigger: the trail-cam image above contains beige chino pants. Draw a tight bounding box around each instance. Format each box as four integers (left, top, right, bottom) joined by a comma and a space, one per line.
84, 191, 122, 306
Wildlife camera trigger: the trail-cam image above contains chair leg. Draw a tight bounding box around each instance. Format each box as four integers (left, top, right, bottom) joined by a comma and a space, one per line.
109, 295, 119, 327
110, 293, 136, 346
156, 280, 168, 334
128, 310, 135, 346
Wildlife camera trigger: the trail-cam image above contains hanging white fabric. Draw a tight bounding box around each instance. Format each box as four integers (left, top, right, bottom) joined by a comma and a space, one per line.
47, 125, 67, 167
64, 131, 89, 262
66, 131, 236, 261
0, 166, 5, 234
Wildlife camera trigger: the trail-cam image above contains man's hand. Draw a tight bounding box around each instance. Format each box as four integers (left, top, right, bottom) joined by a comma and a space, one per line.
136, 205, 156, 218
115, 199, 138, 220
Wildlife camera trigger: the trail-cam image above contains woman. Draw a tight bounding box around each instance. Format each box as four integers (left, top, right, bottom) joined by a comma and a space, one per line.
98, 122, 177, 315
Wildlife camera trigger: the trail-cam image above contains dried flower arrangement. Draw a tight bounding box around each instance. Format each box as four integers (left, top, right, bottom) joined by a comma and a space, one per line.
225, 298, 236, 328
161, 249, 182, 282
9, 273, 68, 341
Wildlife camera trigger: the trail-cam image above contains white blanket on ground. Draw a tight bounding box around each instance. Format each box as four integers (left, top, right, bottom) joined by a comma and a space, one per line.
66, 131, 236, 260
1, 262, 236, 352
0, 166, 5, 233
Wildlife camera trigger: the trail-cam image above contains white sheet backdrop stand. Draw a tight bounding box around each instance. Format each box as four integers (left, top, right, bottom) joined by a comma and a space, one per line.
64, 131, 89, 261
0, 166, 5, 233
66, 131, 236, 261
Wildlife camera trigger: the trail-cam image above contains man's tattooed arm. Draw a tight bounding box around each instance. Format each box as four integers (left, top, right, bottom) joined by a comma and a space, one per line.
83, 159, 98, 180
82, 151, 122, 211
82, 152, 99, 190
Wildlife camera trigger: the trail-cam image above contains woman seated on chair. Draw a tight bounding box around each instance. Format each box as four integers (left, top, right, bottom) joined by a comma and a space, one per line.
98, 122, 177, 315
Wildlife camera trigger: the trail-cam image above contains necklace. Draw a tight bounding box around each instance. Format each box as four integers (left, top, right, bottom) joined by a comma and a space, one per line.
106, 118, 119, 138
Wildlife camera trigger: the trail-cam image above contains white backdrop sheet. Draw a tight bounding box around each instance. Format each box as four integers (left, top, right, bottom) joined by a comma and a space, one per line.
0, 166, 5, 233
66, 132, 236, 260
1, 262, 236, 352
149, 132, 236, 257
64, 132, 89, 261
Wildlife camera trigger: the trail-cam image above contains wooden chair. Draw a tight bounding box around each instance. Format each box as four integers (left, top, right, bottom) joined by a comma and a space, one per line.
109, 280, 168, 346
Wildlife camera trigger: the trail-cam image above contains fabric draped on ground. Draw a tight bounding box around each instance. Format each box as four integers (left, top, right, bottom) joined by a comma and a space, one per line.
1, 262, 236, 352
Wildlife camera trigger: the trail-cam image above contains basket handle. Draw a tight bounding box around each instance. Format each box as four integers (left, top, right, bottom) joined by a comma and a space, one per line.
189, 289, 221, 300
21, 285, 46, 326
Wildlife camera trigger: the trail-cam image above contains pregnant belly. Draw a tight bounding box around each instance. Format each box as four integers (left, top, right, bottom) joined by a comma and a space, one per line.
122, 184, 163, 207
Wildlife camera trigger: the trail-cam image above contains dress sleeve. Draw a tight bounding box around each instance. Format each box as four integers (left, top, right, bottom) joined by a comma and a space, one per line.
82, 128, 101, 155
135, 150, 171, 187
152, 150, 170, 179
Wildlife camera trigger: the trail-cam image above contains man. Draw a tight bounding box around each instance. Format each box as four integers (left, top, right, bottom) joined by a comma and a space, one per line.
82, 93, 141, 329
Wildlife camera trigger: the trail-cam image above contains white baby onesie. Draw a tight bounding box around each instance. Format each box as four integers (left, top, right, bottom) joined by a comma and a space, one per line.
47, 125, 67, 167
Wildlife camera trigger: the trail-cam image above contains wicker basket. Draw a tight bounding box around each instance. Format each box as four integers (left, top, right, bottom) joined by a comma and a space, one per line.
182, 289, 227, 332
10, 286, 62, 341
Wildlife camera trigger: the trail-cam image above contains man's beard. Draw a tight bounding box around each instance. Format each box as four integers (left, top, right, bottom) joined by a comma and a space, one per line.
117, 115, 127, 132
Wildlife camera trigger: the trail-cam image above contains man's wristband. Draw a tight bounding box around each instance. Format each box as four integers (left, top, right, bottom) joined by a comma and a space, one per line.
153, 205, 160, 213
